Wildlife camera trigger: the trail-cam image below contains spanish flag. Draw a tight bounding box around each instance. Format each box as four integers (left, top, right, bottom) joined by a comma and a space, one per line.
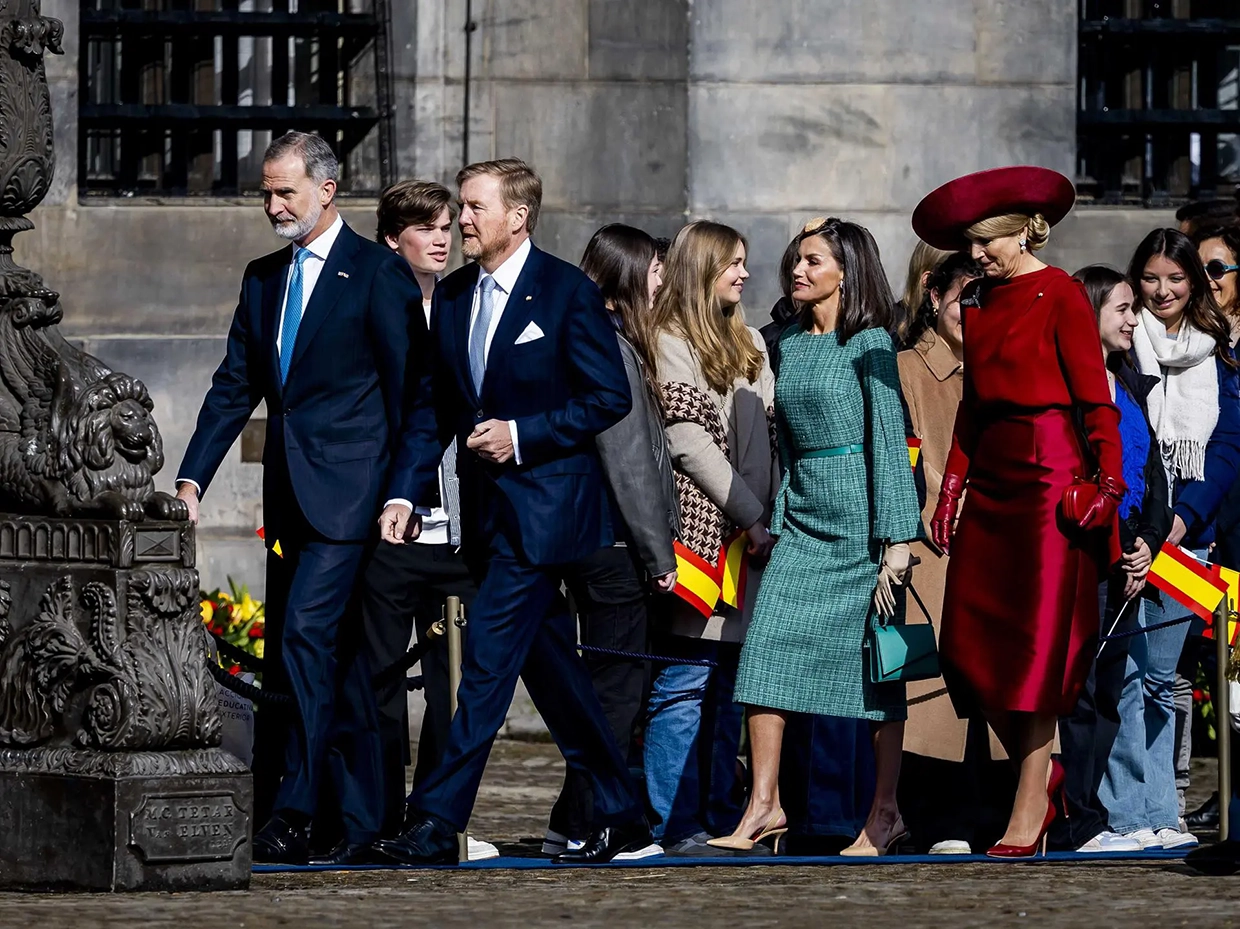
907, 436, 922, 469
1207, 564, 1240, 646
1147, 544, 1227, 622
673, 531, 749, 618
256, 526, 283, 558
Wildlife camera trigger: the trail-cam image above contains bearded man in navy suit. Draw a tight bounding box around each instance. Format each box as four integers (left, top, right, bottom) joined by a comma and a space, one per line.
176, 131, 424, 865
372, 159, 654, 865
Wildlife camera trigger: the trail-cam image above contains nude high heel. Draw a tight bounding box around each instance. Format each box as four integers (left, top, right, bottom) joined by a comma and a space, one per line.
706, 809, 788, 854
840, 818, 908, 857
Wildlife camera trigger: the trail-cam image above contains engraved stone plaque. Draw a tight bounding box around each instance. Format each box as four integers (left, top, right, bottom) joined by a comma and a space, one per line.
128, 793, 249, 863
134, 527, 180, 562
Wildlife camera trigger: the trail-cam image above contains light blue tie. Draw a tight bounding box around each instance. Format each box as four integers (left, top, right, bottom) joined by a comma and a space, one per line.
469, 275, 498, 395
279, 247, 313, 383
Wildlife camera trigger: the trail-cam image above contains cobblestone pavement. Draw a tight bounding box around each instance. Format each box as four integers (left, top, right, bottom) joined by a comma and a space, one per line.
1, 742, 1234, 928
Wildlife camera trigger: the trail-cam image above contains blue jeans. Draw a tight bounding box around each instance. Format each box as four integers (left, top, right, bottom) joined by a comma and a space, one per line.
1101, 587, 1193, 834
642, 636, 743, 843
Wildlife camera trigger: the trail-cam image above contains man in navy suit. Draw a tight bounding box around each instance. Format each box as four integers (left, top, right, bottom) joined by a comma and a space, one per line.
372, 159, 654, 865
176, 131, 423, 865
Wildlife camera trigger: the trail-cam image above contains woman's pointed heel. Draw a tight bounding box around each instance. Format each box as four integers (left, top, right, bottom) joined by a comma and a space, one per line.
706, 809, 787, 852
987, 760, 1064, 859
840, 820, 908, 857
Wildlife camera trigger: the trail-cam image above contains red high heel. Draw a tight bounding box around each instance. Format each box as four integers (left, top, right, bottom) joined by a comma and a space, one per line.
987, 759, 1066, 859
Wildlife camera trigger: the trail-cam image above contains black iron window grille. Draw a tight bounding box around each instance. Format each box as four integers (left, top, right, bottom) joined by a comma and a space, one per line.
1078, 0, 1240, 204
79, 0, 394, 198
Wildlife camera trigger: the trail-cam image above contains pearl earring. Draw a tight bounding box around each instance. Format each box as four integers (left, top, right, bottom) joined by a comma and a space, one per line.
1020, 239, 1027, 252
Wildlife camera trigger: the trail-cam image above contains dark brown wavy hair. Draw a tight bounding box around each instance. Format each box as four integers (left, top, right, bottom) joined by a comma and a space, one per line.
794, 217, 895, 345
580, 223, 660, 403
1128, 228, 1237, 368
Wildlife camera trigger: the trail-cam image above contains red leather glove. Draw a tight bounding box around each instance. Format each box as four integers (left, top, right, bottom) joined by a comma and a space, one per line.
931, 472, 965, 555
1077, 474, 1126, 532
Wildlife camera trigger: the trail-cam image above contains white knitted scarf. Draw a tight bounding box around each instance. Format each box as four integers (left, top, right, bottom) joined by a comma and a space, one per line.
1131, 311, 1218, 481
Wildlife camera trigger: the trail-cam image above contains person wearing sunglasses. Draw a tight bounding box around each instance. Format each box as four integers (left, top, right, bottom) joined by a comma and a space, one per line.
1121, 228, 1240, 852
1196, 226, 1240, 346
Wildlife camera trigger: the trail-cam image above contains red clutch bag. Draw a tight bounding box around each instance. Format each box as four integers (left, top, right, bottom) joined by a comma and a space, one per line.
1062, 477, 1100, 524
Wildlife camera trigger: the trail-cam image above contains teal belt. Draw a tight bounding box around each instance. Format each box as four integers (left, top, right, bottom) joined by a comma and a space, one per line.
803, 443, 864, 459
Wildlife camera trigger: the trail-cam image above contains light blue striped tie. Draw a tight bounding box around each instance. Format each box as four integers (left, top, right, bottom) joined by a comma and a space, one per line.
469, 275, 498, 395
279, 247, 313, 383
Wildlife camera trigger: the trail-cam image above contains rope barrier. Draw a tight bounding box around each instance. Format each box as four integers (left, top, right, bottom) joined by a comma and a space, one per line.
578, 643, 718, 667
207, 660, 293, 707
1099, 614, 1194, 642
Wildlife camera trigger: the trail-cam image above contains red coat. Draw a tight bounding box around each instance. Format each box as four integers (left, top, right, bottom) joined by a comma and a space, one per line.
940, 265, 1123, 715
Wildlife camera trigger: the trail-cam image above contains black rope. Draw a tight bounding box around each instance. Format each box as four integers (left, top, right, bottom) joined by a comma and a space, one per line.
406, 674, 424, 692
1099, 614, 1194, 642
578, 643, 718, 668
207, 660, 293, 707
211, 634, 265, 673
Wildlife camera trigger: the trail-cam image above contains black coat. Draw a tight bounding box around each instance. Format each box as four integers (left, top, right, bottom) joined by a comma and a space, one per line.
1111, 359, 1173, 558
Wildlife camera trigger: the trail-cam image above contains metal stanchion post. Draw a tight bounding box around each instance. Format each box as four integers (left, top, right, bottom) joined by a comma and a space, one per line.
1217, 597, 1232, 843
445, 596, 467, 862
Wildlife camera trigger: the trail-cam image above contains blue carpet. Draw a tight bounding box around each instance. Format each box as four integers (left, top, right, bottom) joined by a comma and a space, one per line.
254, 847, 1191, 873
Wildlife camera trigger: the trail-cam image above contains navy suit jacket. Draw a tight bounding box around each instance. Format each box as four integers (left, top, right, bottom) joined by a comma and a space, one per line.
387, 242, 632, 565
179, 221, 423, 542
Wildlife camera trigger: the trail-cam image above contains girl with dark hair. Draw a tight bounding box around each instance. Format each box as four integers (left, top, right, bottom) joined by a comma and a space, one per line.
1118, 228, 1240, 850
710, 217, 921, 856
542, 224, 680, 854
1055, 266, 1171, 855
895, 252, 991, 853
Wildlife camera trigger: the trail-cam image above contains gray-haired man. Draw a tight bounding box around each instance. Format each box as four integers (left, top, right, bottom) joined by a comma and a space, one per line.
176, 131, 424, 865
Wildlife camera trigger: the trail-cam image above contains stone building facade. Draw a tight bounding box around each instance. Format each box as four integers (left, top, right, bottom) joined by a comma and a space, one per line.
38, 1, 1173, 592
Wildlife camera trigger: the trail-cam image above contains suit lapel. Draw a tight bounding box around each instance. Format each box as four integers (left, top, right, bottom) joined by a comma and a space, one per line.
261, 246, 292, 396
482, 246, 543, 397
451, 264, 482, 405
286, 223, 362, 380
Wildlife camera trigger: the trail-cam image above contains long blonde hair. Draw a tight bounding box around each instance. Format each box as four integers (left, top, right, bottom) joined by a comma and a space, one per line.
647, 221, 764, 395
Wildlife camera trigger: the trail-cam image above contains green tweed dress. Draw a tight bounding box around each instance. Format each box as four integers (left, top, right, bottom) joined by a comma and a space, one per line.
734, 326, 922, 720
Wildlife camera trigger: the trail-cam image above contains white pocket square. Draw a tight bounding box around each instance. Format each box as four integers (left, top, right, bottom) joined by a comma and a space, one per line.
515, 321, 545, 345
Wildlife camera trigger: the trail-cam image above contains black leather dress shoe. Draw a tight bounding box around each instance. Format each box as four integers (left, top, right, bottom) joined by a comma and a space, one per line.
252, 814, 310, 865
552, 819, 657, 865
1186, 792, 1220, 832
308, 841, 375, 866
1185, 839, 1240, 875
370, 815, 459, 866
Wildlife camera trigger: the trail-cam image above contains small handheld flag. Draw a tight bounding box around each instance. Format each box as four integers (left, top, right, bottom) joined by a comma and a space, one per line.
907, 436, 922, 470
1208, 564, 1240, 646
1147, 543, 1227, 621
672, 531, 749, 618
256, 526, 283, 558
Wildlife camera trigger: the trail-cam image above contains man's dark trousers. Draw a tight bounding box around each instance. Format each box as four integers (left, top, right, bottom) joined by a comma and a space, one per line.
361, 540, 476, 837
252, 478, 383, 844
409, 530, 642, 832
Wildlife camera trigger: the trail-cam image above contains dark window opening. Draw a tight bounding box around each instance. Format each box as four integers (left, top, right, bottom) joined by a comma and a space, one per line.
79, 0, 394, 199
1078, 0, 1240, 205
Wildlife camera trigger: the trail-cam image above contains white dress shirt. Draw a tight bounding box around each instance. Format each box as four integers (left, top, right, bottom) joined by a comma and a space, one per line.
177, 214, 345, 496
276, 214, 344, 352
416, 296, 451, 546
385, 238, 532, 514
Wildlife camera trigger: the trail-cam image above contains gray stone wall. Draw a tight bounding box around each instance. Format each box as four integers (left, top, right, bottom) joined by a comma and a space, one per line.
23, 1, 1180, 595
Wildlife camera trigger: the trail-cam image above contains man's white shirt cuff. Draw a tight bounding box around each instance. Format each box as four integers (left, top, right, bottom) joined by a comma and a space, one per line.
509, 420, 521, 465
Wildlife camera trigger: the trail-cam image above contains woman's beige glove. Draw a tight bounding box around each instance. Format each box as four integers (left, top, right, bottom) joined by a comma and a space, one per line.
873, 542, 912, 618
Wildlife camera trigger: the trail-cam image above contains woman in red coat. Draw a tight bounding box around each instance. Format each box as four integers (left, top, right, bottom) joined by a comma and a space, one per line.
913, 167, 1124, 858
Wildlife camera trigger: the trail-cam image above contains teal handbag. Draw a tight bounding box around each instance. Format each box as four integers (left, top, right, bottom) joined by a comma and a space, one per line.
866, 584, 941, 684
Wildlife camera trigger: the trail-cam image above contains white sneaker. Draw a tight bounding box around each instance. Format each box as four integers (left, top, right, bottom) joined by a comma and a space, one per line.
541, 830, 568, 855
1154, 828, 1199, 849
613, 842, 664, 861
928, 839, 972, 855
1125, 828, 1162, 850
540, 830, 585, 855
467, 836, 500, 861
1076, 831, 1142, 853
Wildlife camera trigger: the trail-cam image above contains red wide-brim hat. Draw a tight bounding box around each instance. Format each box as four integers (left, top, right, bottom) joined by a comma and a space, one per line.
912, 166, 1076, 251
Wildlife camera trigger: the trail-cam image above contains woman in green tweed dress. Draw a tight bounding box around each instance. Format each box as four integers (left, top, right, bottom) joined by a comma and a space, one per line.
710, 218, 922, 857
